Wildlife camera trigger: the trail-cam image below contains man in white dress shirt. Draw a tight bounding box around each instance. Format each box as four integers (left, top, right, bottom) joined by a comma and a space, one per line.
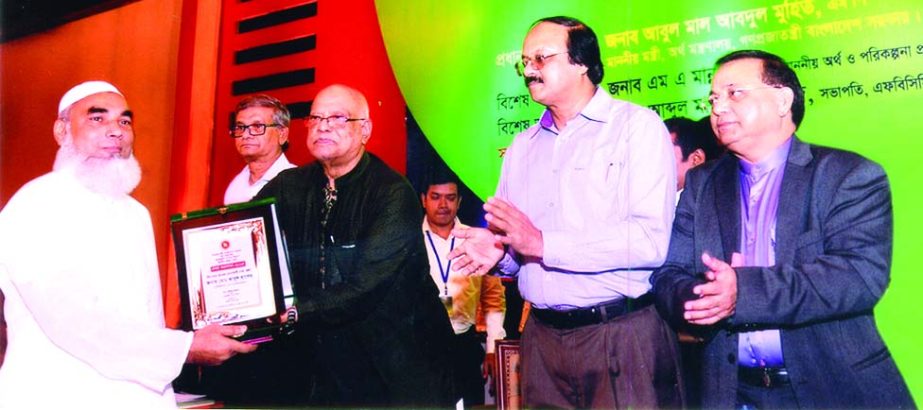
224, 94, 296, 205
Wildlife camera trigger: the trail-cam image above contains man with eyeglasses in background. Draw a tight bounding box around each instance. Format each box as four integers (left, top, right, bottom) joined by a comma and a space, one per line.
193, 94, 305, 407
224, 94, 296, 205
448, 16, 683, 409
254, 84, 455, 407
650, 50, 913, 408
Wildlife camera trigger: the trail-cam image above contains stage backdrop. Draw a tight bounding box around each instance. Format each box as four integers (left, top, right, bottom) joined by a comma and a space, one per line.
376, 0, 923, 400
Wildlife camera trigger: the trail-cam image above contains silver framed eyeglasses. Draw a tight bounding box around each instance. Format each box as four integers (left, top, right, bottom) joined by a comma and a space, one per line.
230, 123, 283, 137
515, 51, 567, 76
304, 114, 366, 127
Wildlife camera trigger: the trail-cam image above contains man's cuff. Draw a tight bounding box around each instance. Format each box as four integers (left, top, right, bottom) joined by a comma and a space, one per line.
495, 250, 519, 277
485, 311, 507, 353
541, 230, 566, 267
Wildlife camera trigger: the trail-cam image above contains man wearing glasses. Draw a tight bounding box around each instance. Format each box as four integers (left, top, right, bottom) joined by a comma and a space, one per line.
448, 16, 682, 408
254, 84, 454, 407
223, 94, 296, 205
204, 97, 302, 408
650, 50, 913, 408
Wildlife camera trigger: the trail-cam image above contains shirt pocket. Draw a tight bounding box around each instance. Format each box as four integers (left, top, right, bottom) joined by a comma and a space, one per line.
564, 149, 624, 227
569, 138, 622, 186
329, 242, 359, 285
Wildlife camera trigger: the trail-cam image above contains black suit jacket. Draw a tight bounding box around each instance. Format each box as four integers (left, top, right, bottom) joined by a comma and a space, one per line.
651, 137, 913, 408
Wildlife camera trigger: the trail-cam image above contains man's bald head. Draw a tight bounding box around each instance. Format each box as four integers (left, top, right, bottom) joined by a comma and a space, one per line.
314, 84, 370, 118
306, 84, 374, 179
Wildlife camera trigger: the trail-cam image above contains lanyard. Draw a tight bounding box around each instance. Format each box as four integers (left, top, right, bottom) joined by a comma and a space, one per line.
425, 231, 455, 297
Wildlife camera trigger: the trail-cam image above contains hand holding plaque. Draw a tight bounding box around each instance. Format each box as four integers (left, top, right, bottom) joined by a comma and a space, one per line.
171, 199, 294, 343
186, 324, 257, 365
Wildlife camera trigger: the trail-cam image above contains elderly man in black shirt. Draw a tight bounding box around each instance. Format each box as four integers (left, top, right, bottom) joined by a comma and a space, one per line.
257, 84, 454, 407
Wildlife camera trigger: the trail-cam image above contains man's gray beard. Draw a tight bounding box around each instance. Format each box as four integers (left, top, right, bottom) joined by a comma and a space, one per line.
53, 142, 142, 196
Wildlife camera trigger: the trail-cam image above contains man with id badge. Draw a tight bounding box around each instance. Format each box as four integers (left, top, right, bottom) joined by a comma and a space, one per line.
421, 172, 506, 407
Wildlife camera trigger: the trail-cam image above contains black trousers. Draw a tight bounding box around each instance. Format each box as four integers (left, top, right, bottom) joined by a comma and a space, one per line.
201, 335, 313, 407
452, 327, 486, 406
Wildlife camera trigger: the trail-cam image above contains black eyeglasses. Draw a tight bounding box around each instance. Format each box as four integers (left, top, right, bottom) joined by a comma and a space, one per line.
304, 114, 366, 128
515, 51, 567, 76
230, 123, 283, 137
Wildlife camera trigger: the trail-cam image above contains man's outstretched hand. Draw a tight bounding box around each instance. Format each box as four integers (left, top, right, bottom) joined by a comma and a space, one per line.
448, 226, 505, 276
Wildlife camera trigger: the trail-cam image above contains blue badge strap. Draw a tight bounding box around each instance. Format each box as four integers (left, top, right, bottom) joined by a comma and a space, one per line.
425, 231, 455, 296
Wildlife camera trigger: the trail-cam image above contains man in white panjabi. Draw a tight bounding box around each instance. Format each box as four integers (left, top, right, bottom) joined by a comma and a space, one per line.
223, 94, 296, 205
0, 81, 255, 409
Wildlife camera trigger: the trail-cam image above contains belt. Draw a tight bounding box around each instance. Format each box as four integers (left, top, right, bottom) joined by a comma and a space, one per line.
531, 293, 653, 330
738, 366, 790, 388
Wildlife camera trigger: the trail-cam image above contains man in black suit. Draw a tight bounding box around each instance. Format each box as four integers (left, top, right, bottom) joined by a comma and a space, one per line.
650, 50, 914, 409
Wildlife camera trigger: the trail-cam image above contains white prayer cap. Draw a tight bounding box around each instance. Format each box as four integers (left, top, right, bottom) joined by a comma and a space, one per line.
58, 81, 124, 114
